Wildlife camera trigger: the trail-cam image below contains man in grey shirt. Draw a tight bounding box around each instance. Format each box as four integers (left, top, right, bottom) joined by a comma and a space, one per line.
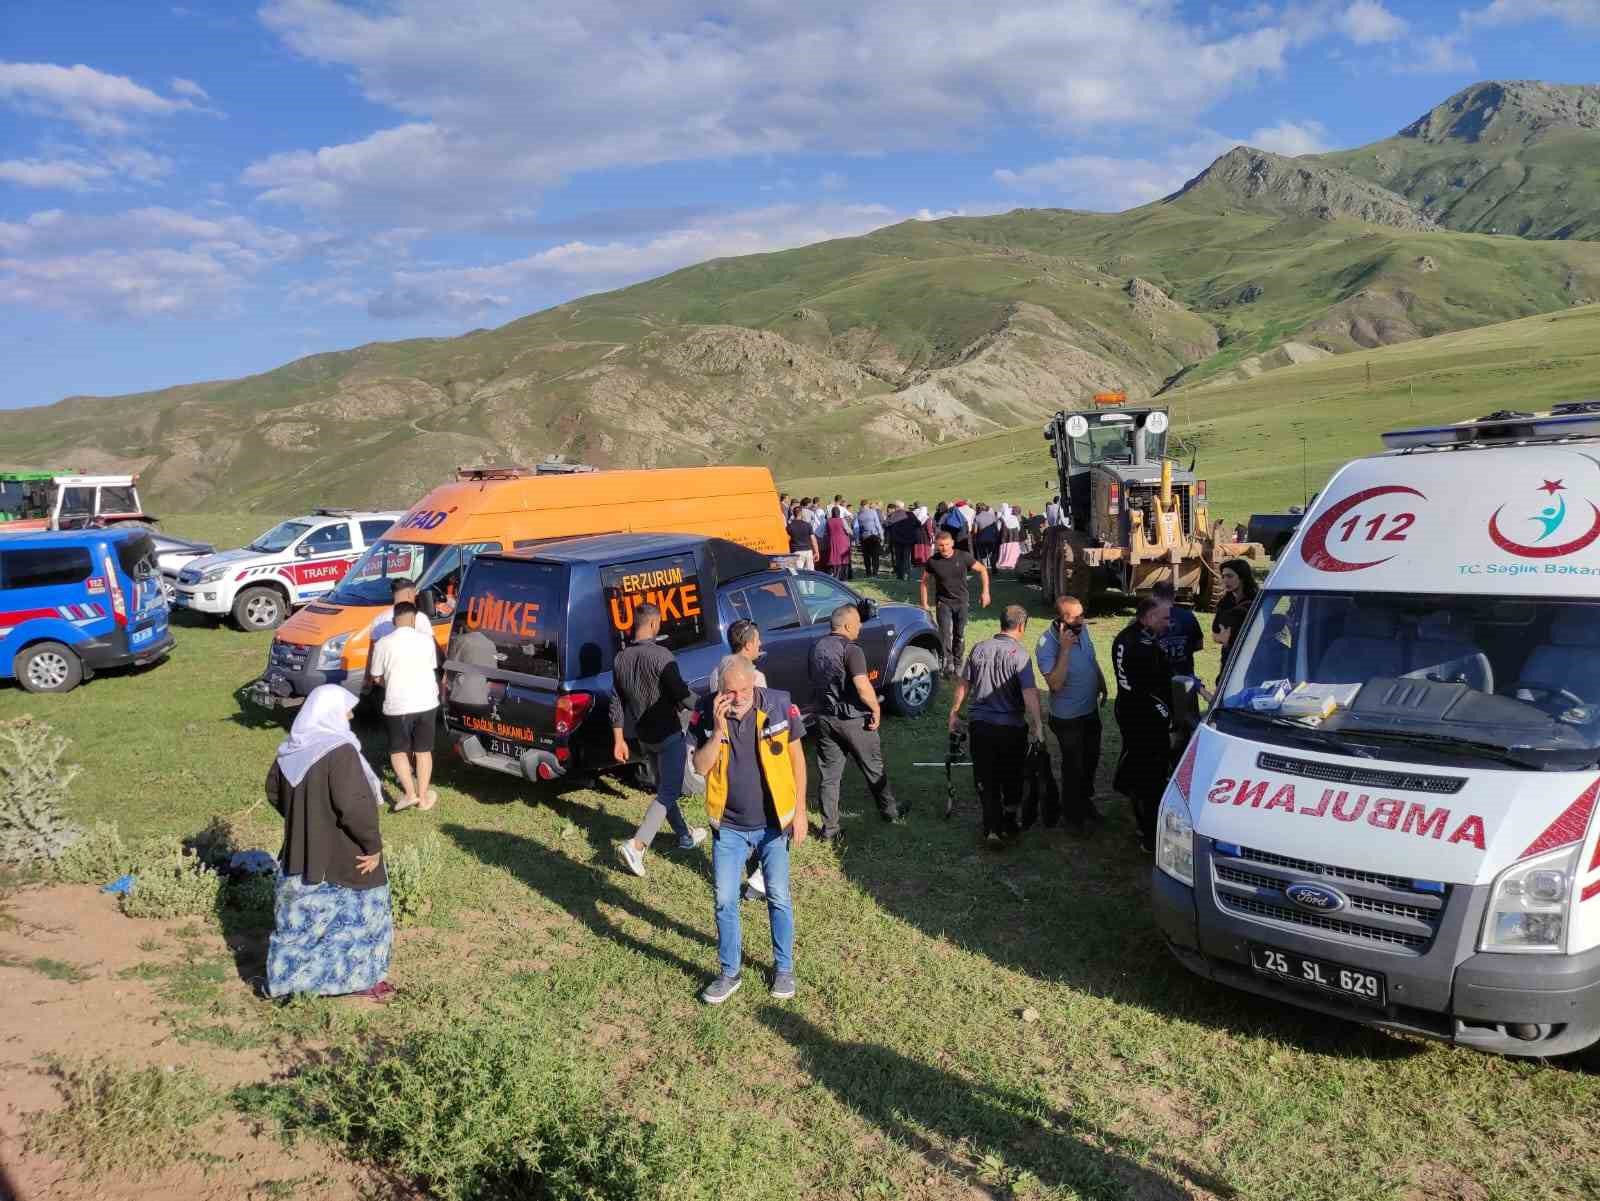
948, 604, 1043, 842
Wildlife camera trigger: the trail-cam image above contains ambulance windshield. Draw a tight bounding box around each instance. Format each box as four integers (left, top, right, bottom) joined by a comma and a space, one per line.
1214, 591, 1600, 770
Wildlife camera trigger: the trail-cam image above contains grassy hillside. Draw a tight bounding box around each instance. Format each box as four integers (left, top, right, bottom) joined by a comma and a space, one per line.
8, 172, 1600, 514
782, 302, 1600, 526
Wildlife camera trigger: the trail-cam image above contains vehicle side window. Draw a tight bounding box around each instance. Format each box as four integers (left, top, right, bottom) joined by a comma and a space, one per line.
303, 522, 354, 555
793, 575, 855, 624
359, 519, 395, 545
1, 547, 93, 589
98, 486, 137, 514
738, 582, 801, 632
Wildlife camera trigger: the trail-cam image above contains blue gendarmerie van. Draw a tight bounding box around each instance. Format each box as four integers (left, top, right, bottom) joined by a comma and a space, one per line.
0, 528, 174, 693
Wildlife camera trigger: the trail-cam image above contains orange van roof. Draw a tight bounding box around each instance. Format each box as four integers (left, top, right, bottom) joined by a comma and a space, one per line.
388, 465, 784, 549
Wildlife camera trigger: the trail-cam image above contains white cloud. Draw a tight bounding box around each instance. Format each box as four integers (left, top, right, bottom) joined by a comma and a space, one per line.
249, 0, 1297, 221
361, 201, 903, 318
169, 77, 209, 100
0, 205, 317, 319
0, 61, 195, 134
1248, 118, 1330, 156
1464, 0, 1600, 26
0, 158, 111, 191
1401, 33, 1478, 72
1335, 1, 1408, 42
819, 171, 847, 193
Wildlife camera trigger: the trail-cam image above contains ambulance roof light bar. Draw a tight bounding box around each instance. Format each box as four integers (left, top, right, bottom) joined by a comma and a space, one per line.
1382, 405, 1600, 450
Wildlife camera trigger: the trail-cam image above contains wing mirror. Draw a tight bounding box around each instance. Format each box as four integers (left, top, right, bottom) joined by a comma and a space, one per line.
857, 598, 879, 622
294, 542, 314, 558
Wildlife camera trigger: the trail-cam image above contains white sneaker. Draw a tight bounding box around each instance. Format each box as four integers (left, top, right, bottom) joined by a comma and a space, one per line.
678, 826, 709, 850
743, 867, 768, 902
616, 841, 646, 878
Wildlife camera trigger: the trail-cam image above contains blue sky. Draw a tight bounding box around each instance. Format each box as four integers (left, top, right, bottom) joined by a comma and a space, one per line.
2, 0, 1597, 408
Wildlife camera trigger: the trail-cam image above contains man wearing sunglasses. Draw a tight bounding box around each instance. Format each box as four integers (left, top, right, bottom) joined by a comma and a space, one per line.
1035, 593, 1107, 830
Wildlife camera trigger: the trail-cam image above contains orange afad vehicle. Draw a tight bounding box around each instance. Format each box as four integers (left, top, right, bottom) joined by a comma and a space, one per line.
247, 464, 786, 709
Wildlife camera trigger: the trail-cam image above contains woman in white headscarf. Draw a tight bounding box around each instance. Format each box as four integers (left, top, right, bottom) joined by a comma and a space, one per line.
996, 503, 1024, 570
264, 685, 394, 1001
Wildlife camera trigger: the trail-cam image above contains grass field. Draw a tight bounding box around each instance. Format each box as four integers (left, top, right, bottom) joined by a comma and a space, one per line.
5, 534, 1600, 1199
783, 303, 1600, 527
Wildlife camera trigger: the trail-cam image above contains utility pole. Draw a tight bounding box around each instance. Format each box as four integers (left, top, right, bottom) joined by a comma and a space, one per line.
1366, 361, 1373, 391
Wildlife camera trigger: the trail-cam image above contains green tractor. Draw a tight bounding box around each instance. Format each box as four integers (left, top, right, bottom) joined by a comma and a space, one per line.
1035, 393, 1261, 609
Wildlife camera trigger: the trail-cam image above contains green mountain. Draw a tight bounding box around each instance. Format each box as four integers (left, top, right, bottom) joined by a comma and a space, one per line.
1319, 80, 1600, 239
7, 81, 1600, 514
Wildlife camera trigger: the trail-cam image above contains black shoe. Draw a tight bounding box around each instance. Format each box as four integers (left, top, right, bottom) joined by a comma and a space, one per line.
881, 802, 911, 822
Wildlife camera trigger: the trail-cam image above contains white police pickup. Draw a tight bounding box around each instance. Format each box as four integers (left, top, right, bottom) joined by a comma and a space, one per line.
172, 509, 402, 631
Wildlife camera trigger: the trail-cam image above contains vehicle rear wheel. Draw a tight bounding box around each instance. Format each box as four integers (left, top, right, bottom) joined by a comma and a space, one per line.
886, 646, 939, 717
16, 642, 84, 694
233, 585, 288, 631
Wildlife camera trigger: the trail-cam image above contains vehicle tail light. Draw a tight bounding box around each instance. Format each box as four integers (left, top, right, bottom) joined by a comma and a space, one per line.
554, 691, 593, 737
1108, 482, 1120, 515
555, 745, 571, 763
1196, 479, 1208, 503
102, 552, 127, 627
536, 761, 556, 781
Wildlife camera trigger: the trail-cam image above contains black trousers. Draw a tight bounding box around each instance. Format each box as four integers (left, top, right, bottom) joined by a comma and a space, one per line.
1049, 712, 1102, 822
892, 542, 913, 580
861, 535, 883, 577
936, 602, 968, 673
814, 714, 899, 835
975, 535, 1000, 572
1114, 699, 1170, 846
970, 720, 1027, 837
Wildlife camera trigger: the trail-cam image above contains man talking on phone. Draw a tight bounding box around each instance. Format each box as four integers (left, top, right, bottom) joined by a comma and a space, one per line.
1035, 593, 1107, 829
690, 655, 808, 1005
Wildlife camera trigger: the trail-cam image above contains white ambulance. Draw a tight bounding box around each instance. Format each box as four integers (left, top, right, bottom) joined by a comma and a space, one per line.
1154, 407, 1600, 1058
172, 509, 402, 631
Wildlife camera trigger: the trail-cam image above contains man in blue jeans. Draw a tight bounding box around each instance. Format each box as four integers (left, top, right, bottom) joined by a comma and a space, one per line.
690, 655, 808, 1004
611, 603, 707, 877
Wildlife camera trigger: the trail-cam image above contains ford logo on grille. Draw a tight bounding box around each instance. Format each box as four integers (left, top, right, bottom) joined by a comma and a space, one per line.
1285, 882, 1347, 912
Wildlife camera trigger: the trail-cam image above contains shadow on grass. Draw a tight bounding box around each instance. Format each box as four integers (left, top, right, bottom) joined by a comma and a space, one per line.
759, 1006, 1236, 1200
441, 822, 714, 987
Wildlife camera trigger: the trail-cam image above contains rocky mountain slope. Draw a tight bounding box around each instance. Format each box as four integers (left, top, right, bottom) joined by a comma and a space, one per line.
8, 81, 1600, 513
1319, 80, 1600, 240
1164, 146, 1436, 231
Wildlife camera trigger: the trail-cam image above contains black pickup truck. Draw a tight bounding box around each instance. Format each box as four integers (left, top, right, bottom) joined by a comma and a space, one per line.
442, 532, 942, 785
1246, 495, 1315, 559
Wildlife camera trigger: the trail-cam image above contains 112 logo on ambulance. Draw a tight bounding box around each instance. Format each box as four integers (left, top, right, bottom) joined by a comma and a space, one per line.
1299, 484, 1423, 573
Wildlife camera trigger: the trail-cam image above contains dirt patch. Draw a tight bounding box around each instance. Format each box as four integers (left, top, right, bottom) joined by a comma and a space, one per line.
1401, 1162, 1490, 1201
0, 884, 374, 1201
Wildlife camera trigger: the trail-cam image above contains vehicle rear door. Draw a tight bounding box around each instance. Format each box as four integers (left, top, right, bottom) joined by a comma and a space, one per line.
113, 534, 168, 649
444, 558, 568, 758
725, 577, 814, 709
290, 520, 358, 601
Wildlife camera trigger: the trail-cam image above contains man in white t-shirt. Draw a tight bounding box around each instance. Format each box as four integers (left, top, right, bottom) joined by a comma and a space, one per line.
369, 600, 440, 811
372, 579, 432, 644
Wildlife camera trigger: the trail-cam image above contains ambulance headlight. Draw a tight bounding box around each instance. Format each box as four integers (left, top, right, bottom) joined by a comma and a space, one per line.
316, 633, 352, 671
1480, 844, 1578, 953
1155, 790, 1195, 887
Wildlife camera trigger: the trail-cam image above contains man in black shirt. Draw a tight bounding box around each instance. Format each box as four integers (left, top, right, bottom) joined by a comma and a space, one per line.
919, 529, 991, 677
809, 604, 903, 842
610, 603, 707, 877
786, 511, 821, 572
1112, 596, 1176, 854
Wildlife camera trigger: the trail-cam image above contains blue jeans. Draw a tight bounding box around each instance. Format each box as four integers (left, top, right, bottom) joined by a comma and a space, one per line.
643, 733, 691, 842
712, 824, 793, 977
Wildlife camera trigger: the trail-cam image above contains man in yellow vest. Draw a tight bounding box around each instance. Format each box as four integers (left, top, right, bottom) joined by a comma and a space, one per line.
690, 654, 808, 1004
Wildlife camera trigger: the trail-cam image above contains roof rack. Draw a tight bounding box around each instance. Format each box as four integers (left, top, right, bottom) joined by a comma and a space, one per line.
312, 507, 355, 517
456, 464, 533, 481
1382, 408, 1600, 450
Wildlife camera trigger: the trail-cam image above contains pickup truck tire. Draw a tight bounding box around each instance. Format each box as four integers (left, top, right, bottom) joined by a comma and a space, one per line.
233, 585, 288, 631
16, 641, 83, 694
886, 646, 938, 717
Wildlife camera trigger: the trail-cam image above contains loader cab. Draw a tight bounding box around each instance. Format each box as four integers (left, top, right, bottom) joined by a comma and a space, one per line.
1045, 407, 1171, 534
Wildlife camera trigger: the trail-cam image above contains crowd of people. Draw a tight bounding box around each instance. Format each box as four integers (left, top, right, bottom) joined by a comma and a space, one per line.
258, 496, 1261, 1009
781, 493, 1042, 581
